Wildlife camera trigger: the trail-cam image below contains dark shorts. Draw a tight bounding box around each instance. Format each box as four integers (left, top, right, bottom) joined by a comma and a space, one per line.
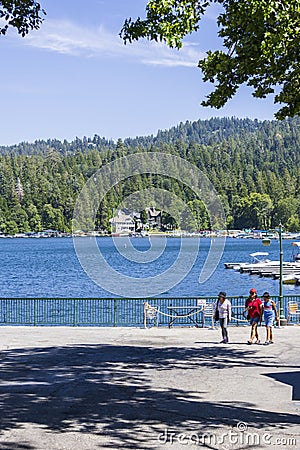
250, 316, 260, 325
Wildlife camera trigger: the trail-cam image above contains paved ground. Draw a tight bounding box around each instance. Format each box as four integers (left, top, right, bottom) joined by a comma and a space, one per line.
0, 325, 299, 450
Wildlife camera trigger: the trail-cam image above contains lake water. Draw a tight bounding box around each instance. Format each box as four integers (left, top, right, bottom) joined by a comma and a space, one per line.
0, 237, 299, 298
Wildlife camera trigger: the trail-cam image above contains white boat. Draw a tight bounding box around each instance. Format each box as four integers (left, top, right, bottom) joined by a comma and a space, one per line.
282, 272, 300, 285
238, 252, 283, 273
291, 242, 300, 262
224, 252, 271, 270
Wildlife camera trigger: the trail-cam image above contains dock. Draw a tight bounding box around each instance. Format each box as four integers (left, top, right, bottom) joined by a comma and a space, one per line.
225, 261, 300, 284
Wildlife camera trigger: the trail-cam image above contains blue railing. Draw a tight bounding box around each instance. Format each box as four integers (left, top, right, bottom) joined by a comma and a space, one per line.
0, 296, 299, 327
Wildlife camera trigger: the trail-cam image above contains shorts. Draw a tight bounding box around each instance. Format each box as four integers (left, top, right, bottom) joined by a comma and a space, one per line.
264, 313, 275, 327
250, 316, 260, 325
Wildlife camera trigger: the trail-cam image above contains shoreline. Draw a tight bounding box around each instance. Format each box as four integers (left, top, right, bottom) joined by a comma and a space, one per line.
1, 232, 300, 239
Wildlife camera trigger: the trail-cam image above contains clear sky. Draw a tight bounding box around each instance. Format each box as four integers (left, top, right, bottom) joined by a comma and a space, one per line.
1, 0, 278, 146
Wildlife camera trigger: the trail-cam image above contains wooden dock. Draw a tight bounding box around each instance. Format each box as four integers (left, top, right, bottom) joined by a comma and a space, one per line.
225, 261, 300, 284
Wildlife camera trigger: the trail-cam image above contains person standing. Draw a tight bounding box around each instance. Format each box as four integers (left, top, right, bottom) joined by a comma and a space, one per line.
262, 292, 279, 345
214, 291, 232, 344
245, 288, 263, 344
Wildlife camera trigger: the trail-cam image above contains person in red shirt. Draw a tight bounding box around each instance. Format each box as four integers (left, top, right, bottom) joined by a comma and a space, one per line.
245, 288, 263, 344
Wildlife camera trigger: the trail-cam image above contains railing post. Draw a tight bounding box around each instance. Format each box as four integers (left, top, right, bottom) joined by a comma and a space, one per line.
113, 298, 117, 326
33, 298, 37, 326
73, 298, 78, 327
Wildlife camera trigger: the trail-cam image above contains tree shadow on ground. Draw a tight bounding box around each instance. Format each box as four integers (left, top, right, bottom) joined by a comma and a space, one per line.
265, 371, 300, 401
0, 344, 299, 449
0, 444, 34, 450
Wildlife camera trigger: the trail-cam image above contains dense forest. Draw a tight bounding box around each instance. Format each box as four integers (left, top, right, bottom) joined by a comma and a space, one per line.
0, 116, 300, 234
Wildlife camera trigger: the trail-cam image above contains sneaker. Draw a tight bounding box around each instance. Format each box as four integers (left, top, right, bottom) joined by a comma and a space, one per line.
220, 339, 226, 343
247, 340, 253, 345
254, 339, 261, 344
269, 340, 274, 344
264, 341, 270, 345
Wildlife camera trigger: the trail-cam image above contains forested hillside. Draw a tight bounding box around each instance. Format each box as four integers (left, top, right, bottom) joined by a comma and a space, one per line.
0, 117, 299, 234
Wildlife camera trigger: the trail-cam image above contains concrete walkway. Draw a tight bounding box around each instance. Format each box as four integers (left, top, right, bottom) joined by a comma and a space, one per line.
0, 325, 299, 449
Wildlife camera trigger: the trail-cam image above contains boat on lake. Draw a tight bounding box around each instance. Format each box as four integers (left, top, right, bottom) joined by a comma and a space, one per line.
291, 242, 300, 261
282, 243, 300, 284
282, 273, 300, 285
225, 242, 300, 283
224, 252, 272, 270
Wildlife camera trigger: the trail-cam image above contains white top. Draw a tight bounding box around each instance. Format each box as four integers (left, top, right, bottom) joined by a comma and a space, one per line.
215, 299, 232, 320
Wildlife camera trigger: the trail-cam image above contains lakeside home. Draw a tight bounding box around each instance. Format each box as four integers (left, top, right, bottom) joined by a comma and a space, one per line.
109, 211, 135, 235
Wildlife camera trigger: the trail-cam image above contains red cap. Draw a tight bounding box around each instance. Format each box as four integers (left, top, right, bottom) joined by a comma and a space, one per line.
250, 288, 257, 293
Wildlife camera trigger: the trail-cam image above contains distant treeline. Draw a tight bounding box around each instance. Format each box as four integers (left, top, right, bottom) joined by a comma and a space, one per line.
0, 116, 300, 234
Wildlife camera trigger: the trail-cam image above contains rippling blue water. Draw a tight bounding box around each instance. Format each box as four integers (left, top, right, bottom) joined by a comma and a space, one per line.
0, 237, 298, 298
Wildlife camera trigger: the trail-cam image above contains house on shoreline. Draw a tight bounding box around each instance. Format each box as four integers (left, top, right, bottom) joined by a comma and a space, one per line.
145, 207, 162, 229
109, 211, 135, 235
109, 208, 163, 235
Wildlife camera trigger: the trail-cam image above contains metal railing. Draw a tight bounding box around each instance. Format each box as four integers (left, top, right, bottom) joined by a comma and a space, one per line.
0, 295, 299, 327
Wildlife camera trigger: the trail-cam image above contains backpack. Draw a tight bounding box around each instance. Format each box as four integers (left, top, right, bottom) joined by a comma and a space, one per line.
214, 301, 219, 321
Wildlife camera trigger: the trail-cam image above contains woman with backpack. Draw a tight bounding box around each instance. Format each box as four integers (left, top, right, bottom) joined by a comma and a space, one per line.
214, 291, 232, 344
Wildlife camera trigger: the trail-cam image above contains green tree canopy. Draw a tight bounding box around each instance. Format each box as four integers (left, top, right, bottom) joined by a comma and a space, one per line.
121, 0, 300, 119
234, 192, 273, 229
0, 117, 300, 233
0, 1, 45, 36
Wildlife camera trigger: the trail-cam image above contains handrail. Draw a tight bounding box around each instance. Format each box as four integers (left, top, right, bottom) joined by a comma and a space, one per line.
0, 295, 299, 327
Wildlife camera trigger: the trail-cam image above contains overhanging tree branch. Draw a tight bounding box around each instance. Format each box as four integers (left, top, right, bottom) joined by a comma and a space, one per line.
0, 0, 46, 37
120, 0, 300, 120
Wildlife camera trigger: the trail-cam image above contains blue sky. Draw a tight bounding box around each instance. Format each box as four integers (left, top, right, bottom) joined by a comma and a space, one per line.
1, 0, 278, 146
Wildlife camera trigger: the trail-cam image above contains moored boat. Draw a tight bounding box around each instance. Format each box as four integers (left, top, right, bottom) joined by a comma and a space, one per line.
291, 242, 300, 262
282, 272, 300, 285
224, 252, 271, 270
